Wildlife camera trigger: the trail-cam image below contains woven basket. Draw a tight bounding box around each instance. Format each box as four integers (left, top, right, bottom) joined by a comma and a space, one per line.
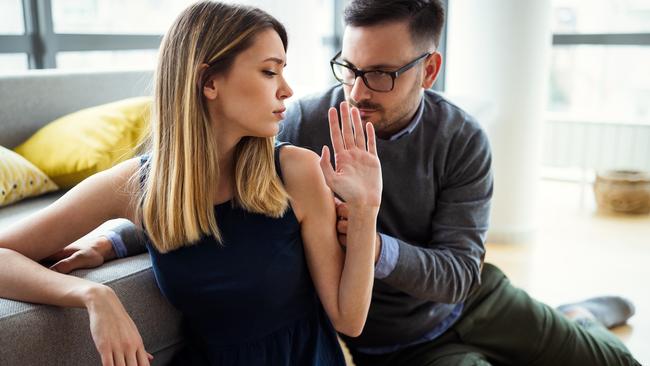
594, 170, 650, 214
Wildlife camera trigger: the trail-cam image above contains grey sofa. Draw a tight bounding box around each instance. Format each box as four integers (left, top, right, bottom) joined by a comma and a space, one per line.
0, 70, 184, 365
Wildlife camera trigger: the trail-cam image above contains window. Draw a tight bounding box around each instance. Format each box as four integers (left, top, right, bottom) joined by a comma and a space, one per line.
553, 0, 650, 34
549, 45, 650, 125
0, 0, 24, 35
543, 0, 650, 175
0, 54, 29, 73
56, 50, 158, 70
0, 0, 338, 98
548, 0, 650, 125
51, 0, 189, 34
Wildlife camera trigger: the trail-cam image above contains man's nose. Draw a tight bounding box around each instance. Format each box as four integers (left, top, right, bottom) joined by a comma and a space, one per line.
349, 76, 371, 102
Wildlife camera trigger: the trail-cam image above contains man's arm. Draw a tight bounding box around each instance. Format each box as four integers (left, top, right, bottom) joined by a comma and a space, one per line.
338, 127, 492, 304
380, 128, 492, 303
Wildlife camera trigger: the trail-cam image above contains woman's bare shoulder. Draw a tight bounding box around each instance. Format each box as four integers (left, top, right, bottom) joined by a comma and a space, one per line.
277, 145, 332, 221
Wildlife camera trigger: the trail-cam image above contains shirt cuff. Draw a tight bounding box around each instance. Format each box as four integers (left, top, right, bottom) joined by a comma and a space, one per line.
375, 233, 400, 279
105, 230, 127, 258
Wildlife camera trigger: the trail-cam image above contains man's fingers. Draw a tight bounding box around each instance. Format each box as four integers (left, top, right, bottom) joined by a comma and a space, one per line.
366, 122, 377, 155
319, 145, 336, 186
337, 219, 348, 234
42, 246, 76, 262
327, 107, 344, 157
340, 102, 356, 149
50, 258, 74, 274
351, 107, 366, 150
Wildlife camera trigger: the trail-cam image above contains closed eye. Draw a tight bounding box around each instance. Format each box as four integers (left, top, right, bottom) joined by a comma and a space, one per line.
263, 70, 278, 77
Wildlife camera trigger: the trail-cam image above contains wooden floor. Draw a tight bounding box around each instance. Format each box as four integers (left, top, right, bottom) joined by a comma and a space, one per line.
486, 179, 650, 364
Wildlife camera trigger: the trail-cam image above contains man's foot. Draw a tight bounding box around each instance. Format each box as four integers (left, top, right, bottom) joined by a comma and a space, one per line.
557, 296, 635, 329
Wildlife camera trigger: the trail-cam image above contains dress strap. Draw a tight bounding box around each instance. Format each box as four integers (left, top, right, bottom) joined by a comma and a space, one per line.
274, 141, 291, 183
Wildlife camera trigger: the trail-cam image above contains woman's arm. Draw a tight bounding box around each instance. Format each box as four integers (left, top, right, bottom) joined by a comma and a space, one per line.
0, 158, 139, 261
0, 158, 152, 365
281, 102, 382, 337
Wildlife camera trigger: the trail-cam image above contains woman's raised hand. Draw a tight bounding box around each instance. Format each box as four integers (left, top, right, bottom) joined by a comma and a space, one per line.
319, 101, 382, 210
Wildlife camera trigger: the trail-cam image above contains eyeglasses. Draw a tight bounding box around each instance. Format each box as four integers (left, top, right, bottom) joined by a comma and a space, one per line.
330, 51, 431, 92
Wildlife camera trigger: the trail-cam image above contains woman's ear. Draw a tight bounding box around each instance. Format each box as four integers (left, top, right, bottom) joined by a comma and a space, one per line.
203, 77, 218, 100
197, 63, 218, 100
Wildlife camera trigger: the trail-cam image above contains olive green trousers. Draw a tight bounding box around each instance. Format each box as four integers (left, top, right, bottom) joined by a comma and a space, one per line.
348, 263, 640, 366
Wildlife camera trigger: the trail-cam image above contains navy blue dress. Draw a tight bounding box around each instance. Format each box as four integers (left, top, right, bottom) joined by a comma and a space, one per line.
139, 144, 345, 365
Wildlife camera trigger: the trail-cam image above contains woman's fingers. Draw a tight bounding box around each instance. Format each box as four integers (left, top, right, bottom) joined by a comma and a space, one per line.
351, 107, 366, 150
100, 350, 115, 366
113, 351, 126, 366
340, 102, 356, 149
125, 350, 138, 366
366, 122, 377, 156
136, 349, 151, 366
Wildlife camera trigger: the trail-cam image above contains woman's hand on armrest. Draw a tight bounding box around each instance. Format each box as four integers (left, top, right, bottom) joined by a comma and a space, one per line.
84, 284, 154, 366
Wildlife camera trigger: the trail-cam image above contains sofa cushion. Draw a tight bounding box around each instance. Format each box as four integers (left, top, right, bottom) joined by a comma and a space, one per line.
0, 146, 59, 207
14, 97, 151, 189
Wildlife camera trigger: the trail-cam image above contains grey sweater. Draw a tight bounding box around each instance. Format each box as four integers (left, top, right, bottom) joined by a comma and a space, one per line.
112, 85, 493, 349
278, 86, 493, 349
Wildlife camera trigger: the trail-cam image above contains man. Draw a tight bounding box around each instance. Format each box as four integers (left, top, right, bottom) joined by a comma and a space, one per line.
51, 0, 638, 364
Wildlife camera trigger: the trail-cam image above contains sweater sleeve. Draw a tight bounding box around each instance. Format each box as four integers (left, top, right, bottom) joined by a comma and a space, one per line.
380, 127, 493, 304
105, 221, 148, 258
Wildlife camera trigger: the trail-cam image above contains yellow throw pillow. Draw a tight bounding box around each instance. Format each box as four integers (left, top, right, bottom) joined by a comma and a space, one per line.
15, 97, 151, 189
0, 145, 59, 207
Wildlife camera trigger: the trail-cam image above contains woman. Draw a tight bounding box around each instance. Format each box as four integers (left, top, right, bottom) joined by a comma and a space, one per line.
0, 2, 381, 365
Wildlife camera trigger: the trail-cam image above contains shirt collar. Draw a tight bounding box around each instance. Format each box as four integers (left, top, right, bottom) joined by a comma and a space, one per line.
387, 97, 425, 141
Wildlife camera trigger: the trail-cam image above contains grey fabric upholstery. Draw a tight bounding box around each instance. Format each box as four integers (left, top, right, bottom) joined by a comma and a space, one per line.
0, 69, 153, 149
0, 70, 185, 365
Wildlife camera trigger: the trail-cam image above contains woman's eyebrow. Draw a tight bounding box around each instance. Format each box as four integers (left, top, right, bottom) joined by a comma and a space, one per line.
263, 57, 286, 66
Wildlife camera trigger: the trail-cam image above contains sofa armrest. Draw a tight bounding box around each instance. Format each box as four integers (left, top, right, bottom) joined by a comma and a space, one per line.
0, 254, 184, 366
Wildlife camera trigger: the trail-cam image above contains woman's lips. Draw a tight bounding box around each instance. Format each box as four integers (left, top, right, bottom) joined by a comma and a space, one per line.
273, 108, 286, 120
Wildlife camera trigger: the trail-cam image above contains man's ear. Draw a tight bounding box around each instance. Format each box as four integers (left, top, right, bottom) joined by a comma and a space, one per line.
422, 52, 442, 89
197, 63, 218, 100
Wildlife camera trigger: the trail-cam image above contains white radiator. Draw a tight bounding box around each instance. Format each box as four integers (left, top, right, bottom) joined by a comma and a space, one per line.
542, 120, 650, 174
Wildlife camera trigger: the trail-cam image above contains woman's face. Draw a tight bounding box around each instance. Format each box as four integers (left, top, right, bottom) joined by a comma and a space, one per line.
207, 28, 293, 139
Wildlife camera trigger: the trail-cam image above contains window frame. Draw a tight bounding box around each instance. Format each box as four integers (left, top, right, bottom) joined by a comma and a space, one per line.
0, 0, 161, 69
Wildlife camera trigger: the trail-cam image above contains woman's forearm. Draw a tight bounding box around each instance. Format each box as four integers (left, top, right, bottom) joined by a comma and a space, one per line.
0, 247, 106, 308
336, 205, 379, 336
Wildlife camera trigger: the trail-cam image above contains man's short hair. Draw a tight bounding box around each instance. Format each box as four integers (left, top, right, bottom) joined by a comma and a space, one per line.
343, 0, 445, 50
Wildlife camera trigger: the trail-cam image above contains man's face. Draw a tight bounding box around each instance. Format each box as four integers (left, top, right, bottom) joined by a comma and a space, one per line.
340, 20, 433, 139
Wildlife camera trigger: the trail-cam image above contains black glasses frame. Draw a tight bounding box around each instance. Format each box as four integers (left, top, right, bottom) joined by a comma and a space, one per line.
329, 51, 431, 92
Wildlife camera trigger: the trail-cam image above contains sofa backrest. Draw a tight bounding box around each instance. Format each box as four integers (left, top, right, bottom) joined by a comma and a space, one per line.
0, 69, 154, 149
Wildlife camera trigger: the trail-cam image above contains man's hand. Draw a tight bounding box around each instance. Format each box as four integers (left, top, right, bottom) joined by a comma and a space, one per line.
44, 235, 116, 274
335, 198, 382, 263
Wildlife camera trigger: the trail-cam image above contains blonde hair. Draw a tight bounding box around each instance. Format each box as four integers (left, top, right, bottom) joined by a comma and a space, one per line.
137, 1, 289, 253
